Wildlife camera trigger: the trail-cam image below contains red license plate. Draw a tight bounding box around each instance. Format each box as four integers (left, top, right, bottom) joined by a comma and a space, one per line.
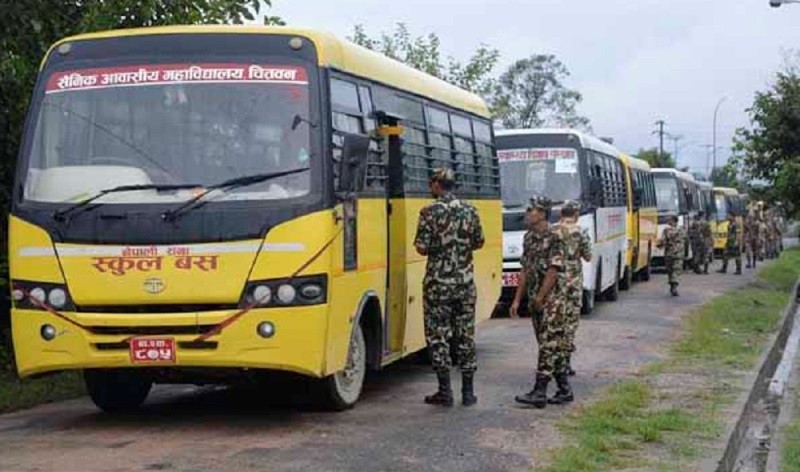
129, 337, 176, 364
502, 273, 520, 287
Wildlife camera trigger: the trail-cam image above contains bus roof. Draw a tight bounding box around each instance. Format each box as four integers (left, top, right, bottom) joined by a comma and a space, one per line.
47, 25, 491, 118
495, 128, 621, 157
652, 167, 696, 182
620, 153, 651, 171
714, 187, 740, 195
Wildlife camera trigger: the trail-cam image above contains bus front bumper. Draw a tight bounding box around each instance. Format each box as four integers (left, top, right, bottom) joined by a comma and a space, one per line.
11, 305, 328, 379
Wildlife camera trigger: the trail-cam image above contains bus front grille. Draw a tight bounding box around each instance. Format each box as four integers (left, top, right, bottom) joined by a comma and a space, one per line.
87, 325, 217, 336
75, 304, 238, 314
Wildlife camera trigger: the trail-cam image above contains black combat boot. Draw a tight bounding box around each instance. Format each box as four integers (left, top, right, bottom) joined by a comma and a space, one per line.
515, 373, 550, 408
670, 283, 679, 297
548, 373, 575, 405
566, 353, 576, 377
703, 262, 709, 274
462, 372, 477, 407
735, 260, 742, 275
425, 371, 454, 407
717, 261, 728, 274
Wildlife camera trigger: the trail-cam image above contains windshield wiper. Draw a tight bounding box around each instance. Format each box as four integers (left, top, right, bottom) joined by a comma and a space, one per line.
53, 183, 202, 222
161, 167, 310, 222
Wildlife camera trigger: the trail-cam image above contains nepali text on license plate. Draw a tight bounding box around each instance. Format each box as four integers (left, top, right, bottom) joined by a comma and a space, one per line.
129, 337, 176, 364
502, 273, 520, 287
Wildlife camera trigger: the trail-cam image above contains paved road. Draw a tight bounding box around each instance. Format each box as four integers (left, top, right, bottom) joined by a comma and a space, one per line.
0, 264, 767, 472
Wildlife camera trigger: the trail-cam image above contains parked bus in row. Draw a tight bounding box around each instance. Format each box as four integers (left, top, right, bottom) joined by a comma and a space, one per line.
713, 187, 746, 256
651, 168, 702, 267
496, 129, 627, 316
8, 25, 502, 412
620, 154, 658, 284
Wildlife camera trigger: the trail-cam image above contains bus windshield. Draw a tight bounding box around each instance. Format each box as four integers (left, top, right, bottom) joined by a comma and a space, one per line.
23, 63, 312, 204
498, 148, 582, 208
654, 174, 680, 213
715, 194, 729, 220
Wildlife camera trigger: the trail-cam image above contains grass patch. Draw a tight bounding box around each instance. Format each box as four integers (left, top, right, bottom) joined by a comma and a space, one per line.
0, 371, 85, 414
536, 247, 800, 472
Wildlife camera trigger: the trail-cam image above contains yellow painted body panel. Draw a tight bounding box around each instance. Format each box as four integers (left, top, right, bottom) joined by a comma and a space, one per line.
46, 26, 490, 118
9, 217, 64, 284
620, 154, 657, 272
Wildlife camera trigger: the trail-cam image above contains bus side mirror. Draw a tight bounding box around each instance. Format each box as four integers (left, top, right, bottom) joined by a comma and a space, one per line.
338, 133, 370, 196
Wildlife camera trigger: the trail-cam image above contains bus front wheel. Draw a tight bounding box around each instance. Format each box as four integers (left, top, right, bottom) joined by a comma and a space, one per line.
317, 323, 366, 411
84, 369, 152, 413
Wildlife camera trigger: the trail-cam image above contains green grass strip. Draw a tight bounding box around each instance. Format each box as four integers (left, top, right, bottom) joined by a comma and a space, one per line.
537, 247, 800, 472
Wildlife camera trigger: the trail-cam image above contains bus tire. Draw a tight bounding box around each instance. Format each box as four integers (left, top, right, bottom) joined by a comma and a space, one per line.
84, 369, 151, 413
581, 289, 595, 316
620, 265, 633, 291
316, 323, 366, 411
605, 262, 620, 302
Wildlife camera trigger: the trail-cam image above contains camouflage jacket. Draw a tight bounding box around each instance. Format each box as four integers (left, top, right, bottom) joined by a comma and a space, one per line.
414, 192, 485, 296
553, 221, 592, 292
690, 220, 712, 245
726, 220, 740, 248
521, 226, 566, 302
662, 225, 686, 258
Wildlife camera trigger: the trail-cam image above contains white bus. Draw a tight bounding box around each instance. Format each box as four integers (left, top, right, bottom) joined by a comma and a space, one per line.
651, 168, 701, 267
495, 129, 628, 315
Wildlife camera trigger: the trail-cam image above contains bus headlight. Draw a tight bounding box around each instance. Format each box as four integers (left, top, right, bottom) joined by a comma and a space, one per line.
48, 288, 67, 308
239, 275, 327, 308
277, 284, 296, 305
10, 281, 75, 311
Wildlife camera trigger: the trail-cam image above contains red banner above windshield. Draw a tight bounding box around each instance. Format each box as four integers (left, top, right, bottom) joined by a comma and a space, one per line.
45, 63, 308, 94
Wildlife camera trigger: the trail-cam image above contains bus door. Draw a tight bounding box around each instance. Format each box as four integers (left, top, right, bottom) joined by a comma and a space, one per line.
382, 123, 410, 359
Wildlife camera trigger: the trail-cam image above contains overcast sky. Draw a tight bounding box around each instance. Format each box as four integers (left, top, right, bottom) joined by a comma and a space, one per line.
271, 0, 800, 175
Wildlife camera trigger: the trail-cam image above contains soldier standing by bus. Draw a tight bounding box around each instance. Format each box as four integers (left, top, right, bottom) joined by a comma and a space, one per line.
658, 213, 686, 296
689, 211, 711, 275
718, 212, 743, 275
414, 167, 485, 408
509, 196, 572, 408
553, 200, 592, 378
744, 211, 759, 269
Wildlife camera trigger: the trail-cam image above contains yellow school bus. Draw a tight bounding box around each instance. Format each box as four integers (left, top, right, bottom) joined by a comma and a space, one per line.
620, 154, 658, 285
8, 26, 501, 412
713, 187, 745, 254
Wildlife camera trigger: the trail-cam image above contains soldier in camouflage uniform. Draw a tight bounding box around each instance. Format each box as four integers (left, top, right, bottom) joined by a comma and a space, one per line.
414, 167, 485, 407
689, 211, 711, 275
509, 196, 572, 408
658, 213, 686, 296
553, 200, 592, 380
718, 212, 742, 275
745, 212, 762, 269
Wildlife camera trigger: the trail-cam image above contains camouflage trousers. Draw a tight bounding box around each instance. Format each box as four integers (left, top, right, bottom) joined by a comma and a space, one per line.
746, 239, 762, 261
691, 241, 710, 269
563, 285, 582, 353
530, 295, 571, 379
723, 245, 742, 266
665, 255, 683, 285
423, 287, 477, 374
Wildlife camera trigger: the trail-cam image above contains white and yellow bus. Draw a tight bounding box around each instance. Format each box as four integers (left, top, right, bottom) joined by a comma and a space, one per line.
496, 129, 628, 316
8, 26, 501, 412
620, 154, 657, 284
713, 187, 746, 255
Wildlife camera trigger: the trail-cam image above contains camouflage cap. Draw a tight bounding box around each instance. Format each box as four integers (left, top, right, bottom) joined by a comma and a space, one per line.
527, 195, 552, 212
430, 167, 455, 184
562, 200, 581, 213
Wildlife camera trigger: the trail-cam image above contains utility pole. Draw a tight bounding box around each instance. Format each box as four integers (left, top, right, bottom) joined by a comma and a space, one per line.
667, 134, 683, 165
654, 120, 666, 165
702, 144, 714, 178
712, 97, 727, 176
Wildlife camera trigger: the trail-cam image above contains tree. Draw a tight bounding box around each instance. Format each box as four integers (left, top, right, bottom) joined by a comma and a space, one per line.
0, 0, 282, 371
492, 55, 591, 131
349, 23, 500, 100
635, 148, 676, 168
733, 52, 800, 215
709, 164, 741, 188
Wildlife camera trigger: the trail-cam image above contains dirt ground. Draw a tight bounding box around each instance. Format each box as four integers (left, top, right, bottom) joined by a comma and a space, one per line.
0, 267, 761, 472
